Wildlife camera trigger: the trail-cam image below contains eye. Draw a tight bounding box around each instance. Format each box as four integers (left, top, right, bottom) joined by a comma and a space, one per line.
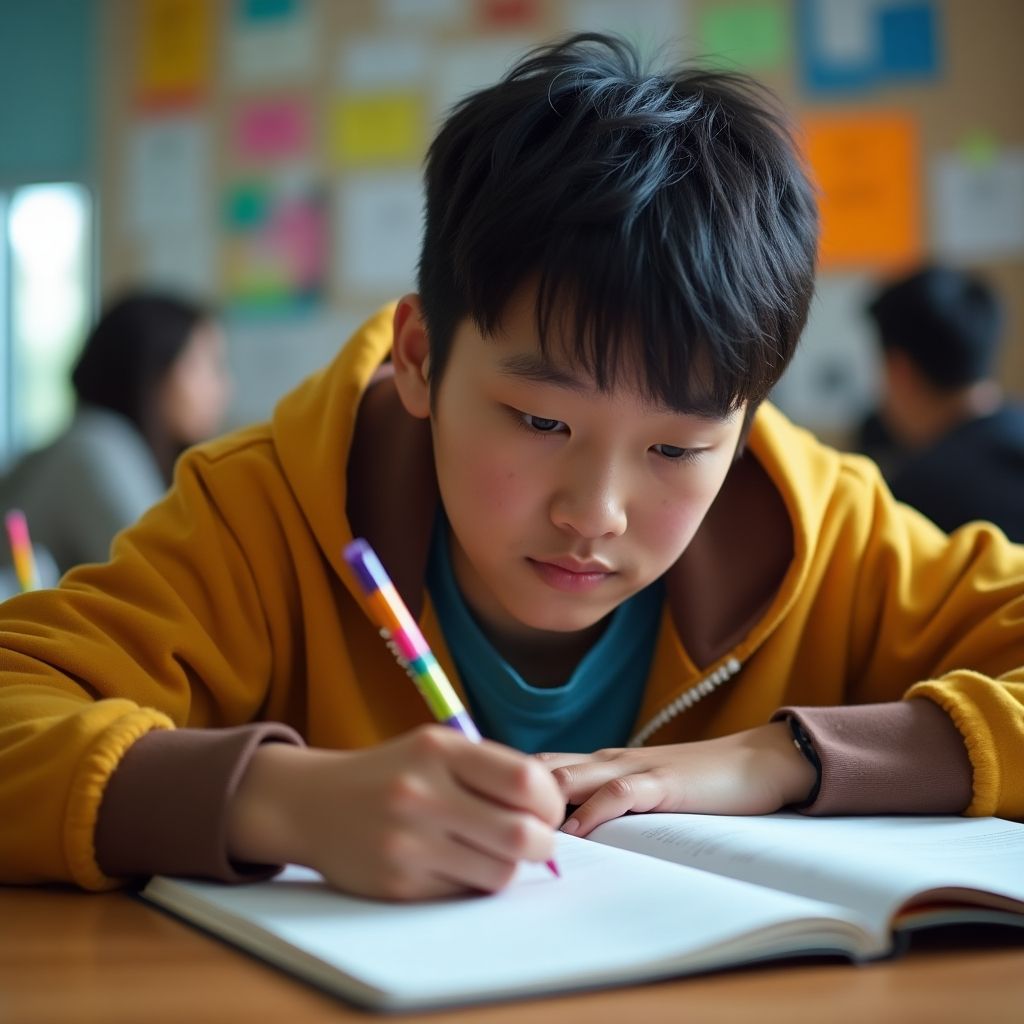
522, 413, 565, 433
652, 443, 701, 462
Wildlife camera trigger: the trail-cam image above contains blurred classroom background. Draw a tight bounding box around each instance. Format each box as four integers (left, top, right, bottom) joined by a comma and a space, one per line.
1, 0, 1022, 467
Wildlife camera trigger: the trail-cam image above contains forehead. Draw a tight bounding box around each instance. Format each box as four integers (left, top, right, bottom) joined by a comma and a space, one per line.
471, 287, 729, 421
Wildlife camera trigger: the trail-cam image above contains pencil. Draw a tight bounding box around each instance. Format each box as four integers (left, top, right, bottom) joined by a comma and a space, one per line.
4, 509, 41, 592
343, 537, 560, 879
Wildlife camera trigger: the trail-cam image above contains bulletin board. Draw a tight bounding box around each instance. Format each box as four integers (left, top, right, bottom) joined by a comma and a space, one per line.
96, 0, 1024, 434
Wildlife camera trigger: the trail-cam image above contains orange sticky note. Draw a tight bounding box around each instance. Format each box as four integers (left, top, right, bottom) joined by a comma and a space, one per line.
137, 0, 213, 108
801, 112, 922, 271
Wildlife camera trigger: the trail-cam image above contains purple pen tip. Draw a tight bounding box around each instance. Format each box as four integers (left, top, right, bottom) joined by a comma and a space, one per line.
547, 859, 561, 878
344, 538, 385, 593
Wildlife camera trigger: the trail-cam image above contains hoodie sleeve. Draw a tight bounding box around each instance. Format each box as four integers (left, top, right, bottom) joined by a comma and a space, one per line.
832, 460, 1024, 820
0, 429, 303, 888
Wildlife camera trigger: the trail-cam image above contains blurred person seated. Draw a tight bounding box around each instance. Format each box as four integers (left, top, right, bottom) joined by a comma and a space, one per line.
862, 264, 1024, 542
0, 290, 232, 575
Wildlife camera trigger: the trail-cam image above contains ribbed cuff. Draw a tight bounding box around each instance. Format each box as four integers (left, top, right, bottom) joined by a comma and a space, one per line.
771, 699, 973, 815
94, 724, 304, 882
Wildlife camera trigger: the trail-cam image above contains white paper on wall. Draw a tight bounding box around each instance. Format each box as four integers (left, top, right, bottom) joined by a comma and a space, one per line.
813, 0, 875, 66
225, 311, 363, 427
566, 0, 690, 62
931, 149, 1024, 260
138, 227, 216, 299
228, 4, 317, 85
432, 38, 537, 122
337, 36, 430, 92
334, 172, 423, 297
770, 273, 881, 434
382, 0, 468, 26
126, 116, 209, 233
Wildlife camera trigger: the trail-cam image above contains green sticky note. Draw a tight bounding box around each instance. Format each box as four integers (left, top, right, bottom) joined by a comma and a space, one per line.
225, 184, 268, 228
960, 131, 999, 168
699, 1, 788, 71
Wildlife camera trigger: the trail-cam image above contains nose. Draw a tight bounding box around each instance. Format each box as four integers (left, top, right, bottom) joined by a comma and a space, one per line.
550, 453, 628, 539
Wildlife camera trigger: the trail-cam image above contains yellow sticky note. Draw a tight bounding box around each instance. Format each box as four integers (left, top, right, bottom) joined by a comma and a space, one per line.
138, 0, 212, 106
802, 112, 922, 271
330, 94, 424, 165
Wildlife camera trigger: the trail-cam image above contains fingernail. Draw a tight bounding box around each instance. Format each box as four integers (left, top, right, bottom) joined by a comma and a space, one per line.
561, 818, 580, 834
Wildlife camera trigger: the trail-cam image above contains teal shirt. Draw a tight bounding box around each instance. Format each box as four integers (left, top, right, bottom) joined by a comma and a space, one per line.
426, 517, 663, 754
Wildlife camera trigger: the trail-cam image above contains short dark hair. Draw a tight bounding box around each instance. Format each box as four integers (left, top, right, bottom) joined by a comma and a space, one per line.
418, 33, 818, 421
867, 265, 1004, 390
72, 290, 211, 481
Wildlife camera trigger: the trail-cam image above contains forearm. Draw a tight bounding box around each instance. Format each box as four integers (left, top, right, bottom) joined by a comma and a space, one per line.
772, 698, 973, 815
95, 724, 305, 882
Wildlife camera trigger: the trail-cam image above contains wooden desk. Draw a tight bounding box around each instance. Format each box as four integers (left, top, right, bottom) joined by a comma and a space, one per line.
2, 886, 1022, 1023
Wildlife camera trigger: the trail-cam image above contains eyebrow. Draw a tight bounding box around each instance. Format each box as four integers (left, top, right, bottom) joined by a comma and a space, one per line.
496, 352, 734, 422
497, 353, 590, 394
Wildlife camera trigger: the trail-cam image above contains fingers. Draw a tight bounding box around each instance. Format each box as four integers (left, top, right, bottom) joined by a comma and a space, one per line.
541, 752, 627, 807
561, 772, 667, 838
445, 733, 566, 828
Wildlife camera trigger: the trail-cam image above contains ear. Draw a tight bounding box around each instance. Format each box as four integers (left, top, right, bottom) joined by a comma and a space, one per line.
391, 294, 432, 420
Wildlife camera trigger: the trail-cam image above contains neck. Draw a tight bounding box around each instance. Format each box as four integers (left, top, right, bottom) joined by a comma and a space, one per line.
906, 380, 1002, 448
475, 613, 609, 689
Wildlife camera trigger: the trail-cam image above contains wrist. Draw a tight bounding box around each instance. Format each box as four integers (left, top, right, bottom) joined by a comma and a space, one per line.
760, 720, 818, 808
226, 743, 318, 868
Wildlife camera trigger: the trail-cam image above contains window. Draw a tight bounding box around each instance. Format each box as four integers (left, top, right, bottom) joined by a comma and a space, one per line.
1, 182, 93, 468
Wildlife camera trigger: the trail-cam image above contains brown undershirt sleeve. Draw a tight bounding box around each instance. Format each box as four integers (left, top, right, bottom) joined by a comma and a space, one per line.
771, 698, 973, 815
94, 724, 305, 884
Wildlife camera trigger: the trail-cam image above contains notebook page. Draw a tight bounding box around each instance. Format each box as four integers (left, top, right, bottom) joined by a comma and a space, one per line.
588, 813, 1024, 928
143, 830, 872, 1009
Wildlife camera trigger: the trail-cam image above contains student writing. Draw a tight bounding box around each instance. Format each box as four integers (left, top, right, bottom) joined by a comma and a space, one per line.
0, 291, 232, 574
0, 35, 1022, 902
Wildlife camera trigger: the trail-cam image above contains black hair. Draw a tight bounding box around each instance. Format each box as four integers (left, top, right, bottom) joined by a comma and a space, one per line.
867, 265, 1004, 391
71, 290, 210, 482
418, 33, 818, 424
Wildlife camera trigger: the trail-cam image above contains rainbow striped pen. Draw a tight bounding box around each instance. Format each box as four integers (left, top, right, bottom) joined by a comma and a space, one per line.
343, 537, 560, 878
5, 509, 41, 592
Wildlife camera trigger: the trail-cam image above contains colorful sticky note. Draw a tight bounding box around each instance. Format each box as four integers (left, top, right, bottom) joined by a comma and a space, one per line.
137, 0, 213, 108
223, 177, 327, 313
330, 94, 424, 166
478, 0, 542, 29
802, 112, 922, 271
879, 2, 939, 79
699, 2, 789, 72
235, 99, 311, 161
798, 0, 941, 95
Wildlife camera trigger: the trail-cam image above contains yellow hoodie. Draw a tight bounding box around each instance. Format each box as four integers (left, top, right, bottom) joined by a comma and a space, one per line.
2, 306, 1023, 889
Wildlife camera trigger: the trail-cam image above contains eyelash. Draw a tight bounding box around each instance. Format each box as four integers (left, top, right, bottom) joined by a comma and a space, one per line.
515, 411, 703, 463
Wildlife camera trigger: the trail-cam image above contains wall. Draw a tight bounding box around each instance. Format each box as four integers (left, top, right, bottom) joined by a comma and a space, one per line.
94, 0, 1024, 436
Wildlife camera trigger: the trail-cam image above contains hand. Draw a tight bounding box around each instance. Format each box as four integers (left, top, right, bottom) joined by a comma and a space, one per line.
226, 725, 565, 901
537, 722, 816, 838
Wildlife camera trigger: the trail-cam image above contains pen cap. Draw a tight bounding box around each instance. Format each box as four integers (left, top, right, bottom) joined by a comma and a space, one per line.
5, 510, 30, 550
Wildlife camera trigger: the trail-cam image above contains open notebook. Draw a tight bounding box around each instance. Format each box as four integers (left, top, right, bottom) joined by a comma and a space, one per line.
141, 813, 1024, 1011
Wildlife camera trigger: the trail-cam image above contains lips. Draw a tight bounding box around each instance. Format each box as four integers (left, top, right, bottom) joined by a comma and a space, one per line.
541, 555, 613, 574
528, 555, 614, 593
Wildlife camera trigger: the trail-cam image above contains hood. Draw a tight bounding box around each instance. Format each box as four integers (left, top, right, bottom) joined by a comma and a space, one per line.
269, 305, 847, 665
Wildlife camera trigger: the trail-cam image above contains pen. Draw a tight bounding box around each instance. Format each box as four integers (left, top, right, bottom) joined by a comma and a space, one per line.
343, 537, 560, 879
5, 509, 41, 592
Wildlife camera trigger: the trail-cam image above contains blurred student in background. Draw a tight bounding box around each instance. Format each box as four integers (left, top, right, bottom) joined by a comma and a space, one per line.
0, 291, 232, 575
860, 265, 1024, 542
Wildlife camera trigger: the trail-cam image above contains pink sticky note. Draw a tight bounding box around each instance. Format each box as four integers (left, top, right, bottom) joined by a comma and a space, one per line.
236, 99, 310, 161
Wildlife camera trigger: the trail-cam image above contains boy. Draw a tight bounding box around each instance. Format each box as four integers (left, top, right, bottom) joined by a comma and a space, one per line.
863, 264, 1024, 541
1, 34, 1022, 901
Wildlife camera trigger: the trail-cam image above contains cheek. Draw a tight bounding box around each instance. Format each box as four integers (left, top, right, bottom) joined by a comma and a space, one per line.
637, 465, 730, 555
435, 416, 536, 515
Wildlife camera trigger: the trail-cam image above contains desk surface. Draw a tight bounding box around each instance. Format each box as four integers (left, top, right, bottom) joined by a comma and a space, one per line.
2, 886, 1023, 1023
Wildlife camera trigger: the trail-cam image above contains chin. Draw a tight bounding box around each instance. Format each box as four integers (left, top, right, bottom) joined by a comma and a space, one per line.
507, 600, 612, 635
